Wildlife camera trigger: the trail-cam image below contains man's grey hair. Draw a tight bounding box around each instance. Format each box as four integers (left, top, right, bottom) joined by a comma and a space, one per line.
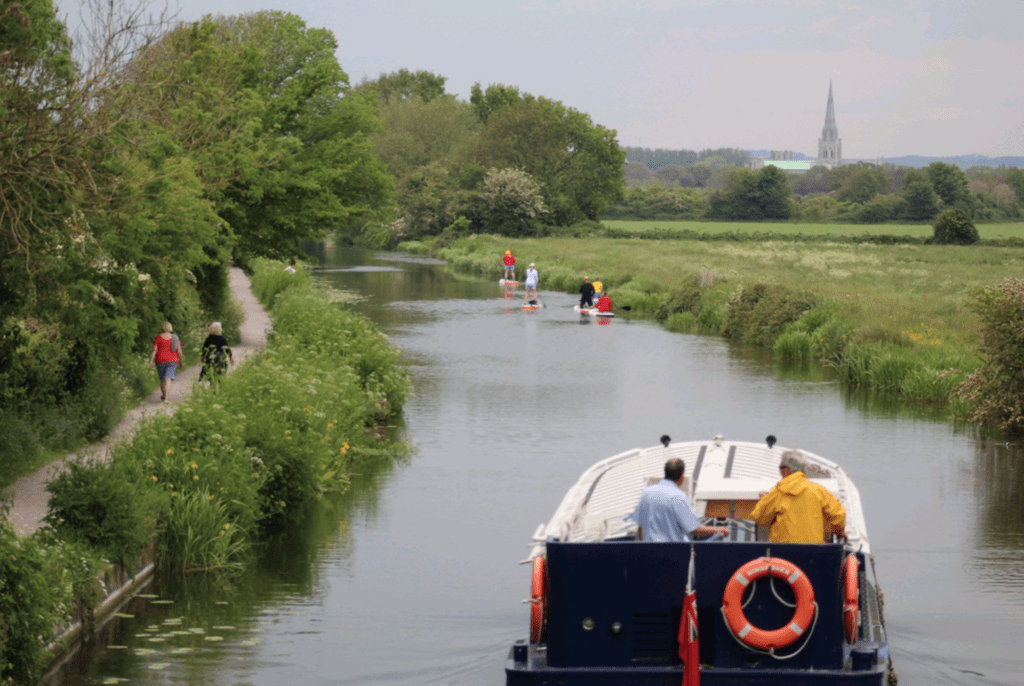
779, 450, 807, 472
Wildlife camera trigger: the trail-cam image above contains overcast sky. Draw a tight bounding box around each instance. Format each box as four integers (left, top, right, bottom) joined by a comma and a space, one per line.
58, 0, 1024, 160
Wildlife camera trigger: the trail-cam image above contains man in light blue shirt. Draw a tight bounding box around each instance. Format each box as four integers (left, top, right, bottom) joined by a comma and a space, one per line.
634, 458, 729, 542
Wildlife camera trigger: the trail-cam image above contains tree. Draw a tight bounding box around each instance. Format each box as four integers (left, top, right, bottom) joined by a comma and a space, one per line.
475, 167, 548, 235
356, 68, 447, 103
136, 12, 394, 260
1006, 168, 1024, 204
900, 170, 940, 221
932, 208, 979, 245
708, 166, 792, 220
466, 95, 625, 225
469, 82, 529, 124
624, 161, 652, 182
926, 161, 972, 212
828, 162, 888, 203
654, 165, 695, 187
371, 95, 479, 179
691, 163, 712, 188
789, 166, 830, 196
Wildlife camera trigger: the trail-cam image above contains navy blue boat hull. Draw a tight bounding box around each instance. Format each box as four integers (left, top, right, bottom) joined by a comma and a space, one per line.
506, 541, 889, 685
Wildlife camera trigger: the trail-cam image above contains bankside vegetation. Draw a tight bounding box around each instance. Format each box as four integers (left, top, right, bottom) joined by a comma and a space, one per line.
0, 2, 394, 488
0, 260, 410, 683
401, 228, 1024, 426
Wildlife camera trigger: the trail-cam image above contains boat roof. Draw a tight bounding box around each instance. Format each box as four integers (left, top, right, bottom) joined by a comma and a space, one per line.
528, 436, 870, 558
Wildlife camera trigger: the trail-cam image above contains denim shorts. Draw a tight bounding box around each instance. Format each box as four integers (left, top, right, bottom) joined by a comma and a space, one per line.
157, 362, 177, 381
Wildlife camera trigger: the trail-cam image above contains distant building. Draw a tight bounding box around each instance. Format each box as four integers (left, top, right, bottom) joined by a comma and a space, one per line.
817, 81, 841, 169
745, 82, 842, 173
747, 151, 814, 173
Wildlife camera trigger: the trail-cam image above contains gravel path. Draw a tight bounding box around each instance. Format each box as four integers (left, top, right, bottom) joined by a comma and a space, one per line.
1, 267, 272, 537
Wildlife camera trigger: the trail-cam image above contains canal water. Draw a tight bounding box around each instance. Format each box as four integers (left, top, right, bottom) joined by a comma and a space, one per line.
52, 248, 1024, 686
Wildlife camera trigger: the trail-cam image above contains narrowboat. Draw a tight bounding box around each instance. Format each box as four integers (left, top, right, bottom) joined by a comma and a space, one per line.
506, 435, 895, 685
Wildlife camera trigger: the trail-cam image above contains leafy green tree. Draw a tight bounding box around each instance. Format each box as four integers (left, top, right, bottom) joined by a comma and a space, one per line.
394, 162, 466, 239
475, 167, 548, 235
371, 95, 479, 179
932, 208, 979, 245
469, 82, 529, 124
900, 170, 940, 221
357, 68, 447, 103
467, 95, 625, 225
788, 166, 830, 196
829, 162, 888, 203
708, 166, 792, 220
140, 12, 393, 261
1006, 168, 1024, 204
654, 164, 696, 187
926, 161, 972, 212
624, 161, 652, 182
691, 163, 712, 187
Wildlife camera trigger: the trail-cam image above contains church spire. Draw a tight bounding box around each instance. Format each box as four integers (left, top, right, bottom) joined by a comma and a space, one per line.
817, 80, 841, 168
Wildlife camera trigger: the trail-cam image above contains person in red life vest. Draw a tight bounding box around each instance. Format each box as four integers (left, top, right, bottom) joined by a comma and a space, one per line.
596, 291, 613, 313
502, 250, 516, 281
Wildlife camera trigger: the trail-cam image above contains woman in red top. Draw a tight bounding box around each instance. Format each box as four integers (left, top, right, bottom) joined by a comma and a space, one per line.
502, 250, 516, 281
596, 292, 613, 313
148, 321, 182, 401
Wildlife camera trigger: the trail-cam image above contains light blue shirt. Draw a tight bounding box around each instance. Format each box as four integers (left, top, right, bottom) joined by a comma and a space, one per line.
525, 268, 538, 288
632, 479, 700, 542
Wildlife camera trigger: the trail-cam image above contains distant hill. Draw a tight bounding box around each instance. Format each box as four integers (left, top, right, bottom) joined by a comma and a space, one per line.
859, 155, 1024, 170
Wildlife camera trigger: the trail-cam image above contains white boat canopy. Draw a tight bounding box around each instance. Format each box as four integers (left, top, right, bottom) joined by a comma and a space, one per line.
527, 436, 870, 560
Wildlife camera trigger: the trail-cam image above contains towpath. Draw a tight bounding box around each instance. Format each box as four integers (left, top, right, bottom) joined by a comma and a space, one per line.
0, 267, 272, 537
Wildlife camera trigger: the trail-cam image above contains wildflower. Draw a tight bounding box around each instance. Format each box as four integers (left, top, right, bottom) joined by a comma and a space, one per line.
191, 463, 198, 469
193, 475, 199, 481
209, 495, 214, 501
285, 430, 291, 435
167, 449, 174, 455
224, 523, 230, 530
150, 476, 158, 482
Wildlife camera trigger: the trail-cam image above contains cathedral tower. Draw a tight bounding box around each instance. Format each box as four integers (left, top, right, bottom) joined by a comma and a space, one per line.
817, 81, 841, 168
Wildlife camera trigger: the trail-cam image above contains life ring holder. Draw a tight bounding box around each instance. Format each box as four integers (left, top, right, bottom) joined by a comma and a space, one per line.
721, 555, 819, 659
530, 556, 547, 644
843, 553, 860, 644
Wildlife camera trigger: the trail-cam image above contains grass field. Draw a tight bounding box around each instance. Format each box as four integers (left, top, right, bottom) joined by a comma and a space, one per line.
601, 219, 1024, 241
417, 231, 1024, 355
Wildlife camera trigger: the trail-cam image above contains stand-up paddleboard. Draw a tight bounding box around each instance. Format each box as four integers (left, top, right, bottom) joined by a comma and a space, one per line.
523, 301, 541, 310
500, 279, 519, 286
575, 304, 614, 317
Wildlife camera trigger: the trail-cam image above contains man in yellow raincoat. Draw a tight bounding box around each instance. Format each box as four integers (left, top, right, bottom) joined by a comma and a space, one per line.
751, 450, 846, 543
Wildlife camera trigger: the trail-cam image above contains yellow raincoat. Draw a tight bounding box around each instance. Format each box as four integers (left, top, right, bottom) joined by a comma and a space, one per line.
750, 471, 846, 543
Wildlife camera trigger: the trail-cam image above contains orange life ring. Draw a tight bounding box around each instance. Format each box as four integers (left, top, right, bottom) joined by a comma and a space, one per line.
721, 556, 816, 651
843, 554, 860, 644
530, 556, 547, 644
